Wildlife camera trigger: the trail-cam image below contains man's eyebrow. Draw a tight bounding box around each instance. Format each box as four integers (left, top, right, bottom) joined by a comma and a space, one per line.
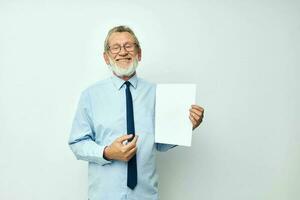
110, 43, 120, 46
110, 41, 135, 46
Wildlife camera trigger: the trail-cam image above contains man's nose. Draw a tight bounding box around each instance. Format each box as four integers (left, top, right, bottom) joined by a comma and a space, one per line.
118, 46, 128, 55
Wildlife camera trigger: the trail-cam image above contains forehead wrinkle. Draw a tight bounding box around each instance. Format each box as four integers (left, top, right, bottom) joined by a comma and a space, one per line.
108, 32, 135, 46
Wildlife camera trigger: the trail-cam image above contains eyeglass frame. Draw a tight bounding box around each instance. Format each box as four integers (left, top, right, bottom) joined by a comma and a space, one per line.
107, 42, 138, 54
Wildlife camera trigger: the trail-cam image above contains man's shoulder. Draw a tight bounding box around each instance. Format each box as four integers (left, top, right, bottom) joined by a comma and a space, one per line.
81, 77, 111, 94
137, 77, 156, 89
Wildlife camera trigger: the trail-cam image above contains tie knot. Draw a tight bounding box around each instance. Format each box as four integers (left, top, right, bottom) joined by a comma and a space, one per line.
125, 81, 131, 88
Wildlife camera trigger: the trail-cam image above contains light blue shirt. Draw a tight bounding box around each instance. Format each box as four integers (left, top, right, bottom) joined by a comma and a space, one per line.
69, 74, 176, 200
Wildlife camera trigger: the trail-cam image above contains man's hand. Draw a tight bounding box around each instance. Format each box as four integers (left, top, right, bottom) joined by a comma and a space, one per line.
103, 134, 138, 162
189, 104, 204, 130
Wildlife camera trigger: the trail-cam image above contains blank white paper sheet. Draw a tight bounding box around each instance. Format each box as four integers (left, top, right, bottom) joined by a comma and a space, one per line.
155, 84, 196, 146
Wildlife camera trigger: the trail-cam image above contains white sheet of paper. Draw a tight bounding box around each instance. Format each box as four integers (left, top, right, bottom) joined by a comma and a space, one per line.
155, 84, 196, 146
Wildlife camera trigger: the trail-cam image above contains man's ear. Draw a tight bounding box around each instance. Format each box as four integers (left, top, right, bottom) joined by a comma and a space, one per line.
103, 52, 110, 65
138, 49, 142, 61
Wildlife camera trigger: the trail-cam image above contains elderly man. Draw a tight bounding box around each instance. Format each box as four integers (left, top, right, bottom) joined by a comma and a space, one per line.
69, 25, 204, 200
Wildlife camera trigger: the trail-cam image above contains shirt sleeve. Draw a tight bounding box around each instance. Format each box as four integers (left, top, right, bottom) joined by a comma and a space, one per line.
155, 143, 178, 152
68, 90, 112, 166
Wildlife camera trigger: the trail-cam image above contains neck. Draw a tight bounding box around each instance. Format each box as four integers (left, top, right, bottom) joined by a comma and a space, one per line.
113, 71, 136, 81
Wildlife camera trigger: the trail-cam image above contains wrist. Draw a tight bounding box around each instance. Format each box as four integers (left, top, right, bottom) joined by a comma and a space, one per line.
103, 146, 112, 161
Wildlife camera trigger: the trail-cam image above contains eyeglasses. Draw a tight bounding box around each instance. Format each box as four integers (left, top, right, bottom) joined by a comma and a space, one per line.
108, 42, 137, 54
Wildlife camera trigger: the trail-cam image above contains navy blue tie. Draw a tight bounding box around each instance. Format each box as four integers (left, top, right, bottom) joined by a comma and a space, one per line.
125, 81, 137, 190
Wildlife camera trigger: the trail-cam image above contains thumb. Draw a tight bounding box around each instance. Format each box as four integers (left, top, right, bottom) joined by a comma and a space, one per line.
116, 134, 133, 143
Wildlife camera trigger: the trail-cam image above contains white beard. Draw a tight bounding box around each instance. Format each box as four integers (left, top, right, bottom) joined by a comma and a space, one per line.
108, 56, 138, 77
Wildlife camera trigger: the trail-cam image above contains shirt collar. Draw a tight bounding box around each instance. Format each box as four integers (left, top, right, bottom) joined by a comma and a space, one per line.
111, 73, 138, 90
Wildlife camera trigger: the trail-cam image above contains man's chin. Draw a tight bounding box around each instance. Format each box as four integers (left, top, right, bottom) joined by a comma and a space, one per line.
113, 71, 136, 78
116, 62, 132, 69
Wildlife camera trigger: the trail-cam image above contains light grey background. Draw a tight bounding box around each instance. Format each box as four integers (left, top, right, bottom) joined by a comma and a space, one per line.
0, 0, 299, 200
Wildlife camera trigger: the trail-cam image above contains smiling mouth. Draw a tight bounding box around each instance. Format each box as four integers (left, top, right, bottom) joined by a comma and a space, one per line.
116, 58, 131, 61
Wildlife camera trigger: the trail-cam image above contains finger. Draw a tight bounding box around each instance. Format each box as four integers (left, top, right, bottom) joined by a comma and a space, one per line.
191, 106, 204, 113
128, 135, 138, 143
190, 111, 201, 121
190, 109, 204, 120
191, 105, 204, 112
126, 147, 137, 161
189, 108, 202, 116
189, 115, 197, 126
124, 135, 138, 151
117, 134, 133, 143
128, 146, 137, 157
191, 104, 203, 110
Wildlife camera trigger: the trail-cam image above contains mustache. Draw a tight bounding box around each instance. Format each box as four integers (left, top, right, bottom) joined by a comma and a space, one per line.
108, 56, 138, 77
115, 58, 132, 61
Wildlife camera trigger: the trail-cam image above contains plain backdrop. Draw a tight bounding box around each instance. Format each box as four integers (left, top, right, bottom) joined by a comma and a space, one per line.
0, 0, 299, 200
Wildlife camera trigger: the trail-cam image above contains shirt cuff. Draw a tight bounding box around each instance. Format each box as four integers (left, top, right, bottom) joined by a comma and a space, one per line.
99, 145, 112, 165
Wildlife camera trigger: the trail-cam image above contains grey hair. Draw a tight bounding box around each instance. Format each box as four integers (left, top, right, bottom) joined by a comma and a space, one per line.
104, 25, 141, 53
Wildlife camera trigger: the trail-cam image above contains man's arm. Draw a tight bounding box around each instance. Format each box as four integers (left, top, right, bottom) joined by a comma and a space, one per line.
155, 143, 177, 152
68, 90, 111, 166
